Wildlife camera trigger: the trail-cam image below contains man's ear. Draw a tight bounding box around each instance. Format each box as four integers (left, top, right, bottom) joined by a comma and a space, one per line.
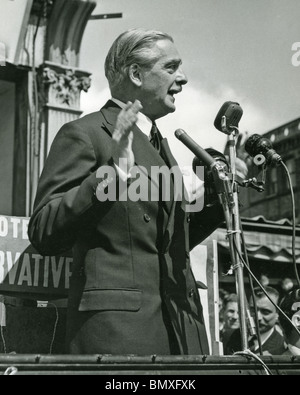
292, 313, 300, 329
129, 64, 142, 87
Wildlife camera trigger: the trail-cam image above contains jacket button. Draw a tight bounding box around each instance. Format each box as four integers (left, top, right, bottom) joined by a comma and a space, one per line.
188, 289, 195, 298
187, 214, 191, 223
143, 214, 151, 222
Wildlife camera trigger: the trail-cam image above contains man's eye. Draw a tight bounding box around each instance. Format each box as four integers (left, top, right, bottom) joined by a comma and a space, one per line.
261, 310, 271, 315
167, 64, 177, 72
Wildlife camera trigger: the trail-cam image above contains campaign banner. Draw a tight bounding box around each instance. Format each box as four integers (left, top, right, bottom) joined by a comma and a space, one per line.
0, 215, 72, 300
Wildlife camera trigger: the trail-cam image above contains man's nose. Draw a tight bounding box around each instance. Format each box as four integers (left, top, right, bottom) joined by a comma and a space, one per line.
257, 310, 262, 321
232, 311, 239, 319
176, 66, 188, 85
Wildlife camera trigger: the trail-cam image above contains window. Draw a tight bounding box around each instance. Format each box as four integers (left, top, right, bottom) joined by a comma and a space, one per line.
265, 167, 277, 196
285, 158, 296, 191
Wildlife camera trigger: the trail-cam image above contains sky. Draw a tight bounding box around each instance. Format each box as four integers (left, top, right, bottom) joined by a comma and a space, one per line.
79, 0, 300, 167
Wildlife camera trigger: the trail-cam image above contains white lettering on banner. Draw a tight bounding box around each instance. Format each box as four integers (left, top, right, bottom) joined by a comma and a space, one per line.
52, 256, 64, 288
10, 217, 21, 238
22, 218, 29, 240
43, 256, 49, 288
0, 250, 72, 290
18, 253, 32, 286
65, 258, 72, 289
32, 254, 42, 286
0, 215, 73, 297
0, 216, 29, 240
0, 217, 8, 237
6, 251, 21, 284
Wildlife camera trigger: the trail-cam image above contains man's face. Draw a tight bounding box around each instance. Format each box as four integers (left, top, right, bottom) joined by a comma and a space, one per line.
291, 302, 300, 331
250, 296, 279, 334
223, 301, 240, 330
138, 39, 188, 120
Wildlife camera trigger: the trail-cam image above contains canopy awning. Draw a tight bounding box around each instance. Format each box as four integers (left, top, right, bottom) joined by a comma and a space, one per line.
215, 216, 300, 264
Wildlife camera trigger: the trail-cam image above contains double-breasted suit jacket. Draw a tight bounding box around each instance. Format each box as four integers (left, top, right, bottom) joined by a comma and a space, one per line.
28, 100, 224, 355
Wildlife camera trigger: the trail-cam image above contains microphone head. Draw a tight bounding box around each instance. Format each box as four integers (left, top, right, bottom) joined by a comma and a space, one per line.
174, 129, 185, 139
245, 133, 273, 157
214, 101, 243, 134
245, 133, 282, 166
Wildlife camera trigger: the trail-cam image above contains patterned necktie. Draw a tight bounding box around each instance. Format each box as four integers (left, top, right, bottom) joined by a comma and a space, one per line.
149, 121, 161, 153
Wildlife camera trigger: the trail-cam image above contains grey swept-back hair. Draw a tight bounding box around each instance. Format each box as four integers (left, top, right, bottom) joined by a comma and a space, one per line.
104, 28, 174, 93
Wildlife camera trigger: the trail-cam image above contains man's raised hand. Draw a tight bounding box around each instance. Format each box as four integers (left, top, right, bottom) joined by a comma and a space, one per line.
112, 100, 143, 172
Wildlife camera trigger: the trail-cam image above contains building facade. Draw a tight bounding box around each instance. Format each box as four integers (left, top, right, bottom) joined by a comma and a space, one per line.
239, 117, 300, 224
0, 0, 96, 217
216, 117, 300, 295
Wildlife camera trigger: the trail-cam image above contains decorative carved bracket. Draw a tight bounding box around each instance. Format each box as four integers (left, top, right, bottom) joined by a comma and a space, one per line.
43, 65, 91, 106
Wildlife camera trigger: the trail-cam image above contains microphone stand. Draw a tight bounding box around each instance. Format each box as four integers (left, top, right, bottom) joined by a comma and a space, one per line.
174, 125, 253, 351
220, 118, 249, 351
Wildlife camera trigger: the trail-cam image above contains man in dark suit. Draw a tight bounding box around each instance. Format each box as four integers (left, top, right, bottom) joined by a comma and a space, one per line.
28, 28, 224, 355
224, 286, 286, 355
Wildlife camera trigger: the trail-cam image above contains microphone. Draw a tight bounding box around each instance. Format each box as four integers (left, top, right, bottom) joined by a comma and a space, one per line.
214, 101, 243, 134
192, 148, 228, 174
192, 148, 229, 207
174, 129, 215, 167
244, 133, 282, 166
175, 129, 234, 208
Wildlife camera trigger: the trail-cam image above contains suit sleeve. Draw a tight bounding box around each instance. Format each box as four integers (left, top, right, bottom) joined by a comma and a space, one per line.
188, 202, 225, 251
28, 122, 116, 256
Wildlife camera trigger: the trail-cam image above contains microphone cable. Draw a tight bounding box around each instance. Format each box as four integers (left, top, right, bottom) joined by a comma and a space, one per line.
279, 161, 300, 288
239, 221, 263, 355
234, 350, 273, 375
47, 302, 59, 355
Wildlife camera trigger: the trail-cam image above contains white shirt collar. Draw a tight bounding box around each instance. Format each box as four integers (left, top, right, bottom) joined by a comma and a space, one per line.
252, 327, 274, 350
288, 343, 300, 355
110, 97, 153, 137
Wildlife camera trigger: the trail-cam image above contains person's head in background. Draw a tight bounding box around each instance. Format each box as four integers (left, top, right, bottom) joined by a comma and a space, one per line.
279, 288, 300, 350
219, 288, 229, 312
249, 286, 280, 335
222, 293, 240, 331
259, 273, 270, 288
280, 277, 295, 295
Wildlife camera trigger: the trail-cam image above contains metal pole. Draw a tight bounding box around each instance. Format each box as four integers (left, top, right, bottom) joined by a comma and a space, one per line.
226, 132, 249, 350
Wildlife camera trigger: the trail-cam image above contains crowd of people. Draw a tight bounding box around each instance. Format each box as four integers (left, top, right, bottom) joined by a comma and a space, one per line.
218, 281, 300, 356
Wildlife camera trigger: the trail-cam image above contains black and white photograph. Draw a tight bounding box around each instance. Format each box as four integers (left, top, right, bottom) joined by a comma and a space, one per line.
0, 0, 299, 377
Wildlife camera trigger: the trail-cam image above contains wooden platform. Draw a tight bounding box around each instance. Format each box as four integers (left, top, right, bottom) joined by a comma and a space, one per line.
0, 354, 299, 375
